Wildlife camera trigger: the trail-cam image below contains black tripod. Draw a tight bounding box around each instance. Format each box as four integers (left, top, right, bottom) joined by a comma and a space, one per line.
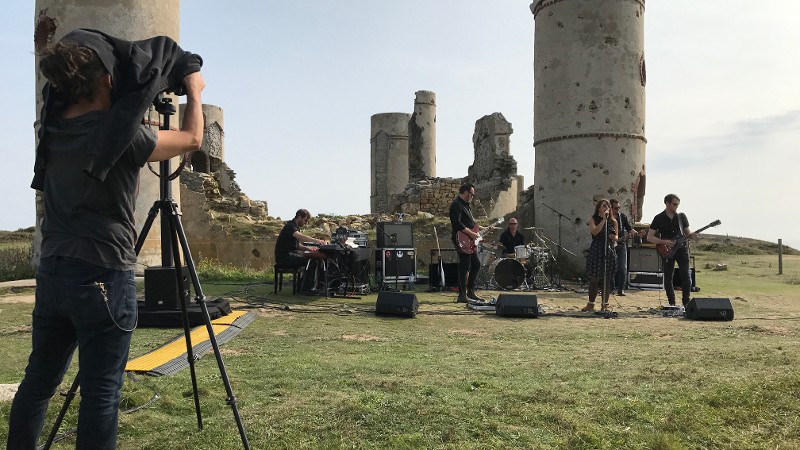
540, 202, 576, 288
43, 96, 250, 450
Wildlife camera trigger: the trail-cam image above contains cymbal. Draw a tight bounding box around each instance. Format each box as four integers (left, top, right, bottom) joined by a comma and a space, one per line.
524, 227, 542, 231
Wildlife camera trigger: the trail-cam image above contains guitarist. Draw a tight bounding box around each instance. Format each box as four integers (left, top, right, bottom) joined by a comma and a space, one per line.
610, 199, 634, 296
449, 183, 484, 303
646, 194, 697, 306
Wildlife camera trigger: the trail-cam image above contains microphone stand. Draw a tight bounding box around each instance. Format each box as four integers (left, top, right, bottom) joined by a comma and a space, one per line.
540, 202, 574, 288
602, 213, 609, 312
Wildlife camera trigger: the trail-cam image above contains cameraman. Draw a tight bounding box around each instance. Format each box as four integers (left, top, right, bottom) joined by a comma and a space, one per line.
7, 38, 204, 449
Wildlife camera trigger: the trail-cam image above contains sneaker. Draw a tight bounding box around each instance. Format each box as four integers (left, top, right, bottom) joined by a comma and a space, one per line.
617, 290, 626, 296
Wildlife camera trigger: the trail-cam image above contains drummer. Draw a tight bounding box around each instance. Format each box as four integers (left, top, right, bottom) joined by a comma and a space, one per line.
498, 218, 525, 257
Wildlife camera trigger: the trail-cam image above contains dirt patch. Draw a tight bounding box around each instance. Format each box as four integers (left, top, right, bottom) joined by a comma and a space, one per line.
341, 334, 381, 342
0, 294, 35, 304
0, 384, 19, 403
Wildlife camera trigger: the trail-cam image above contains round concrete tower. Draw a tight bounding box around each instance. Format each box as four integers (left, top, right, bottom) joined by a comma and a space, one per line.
33, 1, 181, 269
370, 113, 411, 213
531, 0, 646, 266
408, 90, 437, 181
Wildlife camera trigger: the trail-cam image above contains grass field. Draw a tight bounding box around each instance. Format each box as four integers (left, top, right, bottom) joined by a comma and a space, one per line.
0, 250, 798, 449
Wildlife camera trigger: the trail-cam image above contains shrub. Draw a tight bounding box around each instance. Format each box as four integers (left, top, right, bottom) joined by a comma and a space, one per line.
0, 241, 35, 281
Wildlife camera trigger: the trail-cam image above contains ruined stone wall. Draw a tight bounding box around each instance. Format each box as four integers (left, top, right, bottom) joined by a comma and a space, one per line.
390, 177, 463, 217
408, 90, 436, 182
467, 113, 522, 219
370, 113, 411, 213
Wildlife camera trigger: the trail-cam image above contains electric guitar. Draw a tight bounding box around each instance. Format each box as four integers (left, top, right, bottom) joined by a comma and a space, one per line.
656, 219, 721, 258
455, 218, 504, 254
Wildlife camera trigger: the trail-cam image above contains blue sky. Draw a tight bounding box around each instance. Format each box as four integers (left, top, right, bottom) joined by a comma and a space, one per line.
2, 1, 798, 249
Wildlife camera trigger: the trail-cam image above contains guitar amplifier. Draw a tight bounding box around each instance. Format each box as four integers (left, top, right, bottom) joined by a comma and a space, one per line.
628, 247, 662, 272
629, 271, 664, 289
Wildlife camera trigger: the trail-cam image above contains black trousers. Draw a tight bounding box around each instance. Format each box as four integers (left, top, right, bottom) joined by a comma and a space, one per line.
662, 247, 691, 305
457, 251, 480, 294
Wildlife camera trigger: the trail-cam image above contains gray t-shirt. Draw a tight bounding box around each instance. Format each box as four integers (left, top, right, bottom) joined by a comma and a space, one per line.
40, 110, 157, 270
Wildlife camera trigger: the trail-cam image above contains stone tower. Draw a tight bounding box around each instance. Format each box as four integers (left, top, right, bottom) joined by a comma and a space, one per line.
33, 0, 182, 269
531, 0, 646, 264
408, 90, 437, 182
370, 113, 411, 213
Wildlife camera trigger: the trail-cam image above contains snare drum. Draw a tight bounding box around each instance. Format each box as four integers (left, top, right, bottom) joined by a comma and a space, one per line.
514, 245, 531, 260
492, 258, 527, 290
477, 244, 496, 267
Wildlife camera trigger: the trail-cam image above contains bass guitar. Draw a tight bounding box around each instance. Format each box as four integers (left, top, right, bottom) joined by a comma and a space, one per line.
656, 219, 721, 258
455, 218, 504, 254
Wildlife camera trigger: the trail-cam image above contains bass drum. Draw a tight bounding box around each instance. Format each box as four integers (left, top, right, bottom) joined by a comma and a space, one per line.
493, 258, 526, 290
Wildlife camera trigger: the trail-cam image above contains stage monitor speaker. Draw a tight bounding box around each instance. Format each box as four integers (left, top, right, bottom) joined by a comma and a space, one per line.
375, 291, 418, 318
376, 222, 414, 248
685, 297, 734, 321
429, 262, 459, 288
144, 266, 190, 310
628, 247, 662, 272
496, 294, 539, 318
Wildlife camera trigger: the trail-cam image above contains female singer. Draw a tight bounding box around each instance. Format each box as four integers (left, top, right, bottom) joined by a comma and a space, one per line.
582, 199, 619, 312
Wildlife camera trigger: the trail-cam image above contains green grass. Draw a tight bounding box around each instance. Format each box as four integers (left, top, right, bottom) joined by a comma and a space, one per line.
1, 244, 800, 448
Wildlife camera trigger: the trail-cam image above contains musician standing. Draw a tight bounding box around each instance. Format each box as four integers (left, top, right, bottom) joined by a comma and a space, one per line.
610, 199, 633, 296
274, 209, 327, 269
646, 194, 697, 306
498, 218, 525, 257
581, 199, 618, 312
449, 183, 484, 303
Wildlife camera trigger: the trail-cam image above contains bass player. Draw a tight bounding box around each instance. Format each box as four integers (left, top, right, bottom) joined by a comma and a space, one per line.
646, 193, 697, 306
449, 182, 485, 303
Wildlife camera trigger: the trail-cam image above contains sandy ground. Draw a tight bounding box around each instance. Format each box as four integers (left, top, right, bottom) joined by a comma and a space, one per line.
0, 384, 19, 402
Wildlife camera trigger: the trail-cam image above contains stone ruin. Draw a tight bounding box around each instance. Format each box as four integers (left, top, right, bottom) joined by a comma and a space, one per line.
178, 104, 269, 237
371, 91, 523, 221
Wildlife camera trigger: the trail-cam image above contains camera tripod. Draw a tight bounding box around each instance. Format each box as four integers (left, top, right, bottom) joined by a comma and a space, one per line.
43, 96, 250, 449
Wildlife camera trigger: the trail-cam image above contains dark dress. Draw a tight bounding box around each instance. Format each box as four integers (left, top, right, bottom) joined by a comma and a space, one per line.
585, 214, 617, 279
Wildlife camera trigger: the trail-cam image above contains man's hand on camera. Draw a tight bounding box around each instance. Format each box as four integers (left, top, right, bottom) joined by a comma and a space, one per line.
183, 72, 205, 97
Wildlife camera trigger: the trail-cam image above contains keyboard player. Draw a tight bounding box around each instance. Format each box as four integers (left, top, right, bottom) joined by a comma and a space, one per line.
274, 208, 329, 270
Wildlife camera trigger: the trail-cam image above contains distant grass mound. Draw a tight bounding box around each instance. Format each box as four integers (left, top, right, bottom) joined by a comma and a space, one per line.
695, 233, 798, 256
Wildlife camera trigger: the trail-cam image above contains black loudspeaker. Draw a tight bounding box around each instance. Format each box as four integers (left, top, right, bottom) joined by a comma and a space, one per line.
685, 298, 734, 321
628, 247, 662, 272
429, 262, 459, 288
495, 294, 539, 318
672, 267, 696, 289
375, 291, 418, 318
376, 222, 414, 247
375, 248, 416, 280
144, 266, 190, 310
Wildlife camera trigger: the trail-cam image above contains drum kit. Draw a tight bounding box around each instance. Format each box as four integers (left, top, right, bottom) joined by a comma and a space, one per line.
476, 227, 554, 291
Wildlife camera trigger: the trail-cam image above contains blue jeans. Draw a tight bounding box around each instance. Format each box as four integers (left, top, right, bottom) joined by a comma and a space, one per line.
614, 244, 628, 292
7, 257, 136, 450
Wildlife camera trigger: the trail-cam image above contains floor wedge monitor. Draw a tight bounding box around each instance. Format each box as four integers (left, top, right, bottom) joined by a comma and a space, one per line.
496, 294, 539, 318
685, 297, 734, 321
375, 291, 418, 318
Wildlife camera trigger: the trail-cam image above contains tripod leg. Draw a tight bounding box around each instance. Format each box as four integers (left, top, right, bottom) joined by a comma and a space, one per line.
170, 203, 251, 450
134, 201, 163, 256
41, 373, 80, 450
166, 210, 204, 431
